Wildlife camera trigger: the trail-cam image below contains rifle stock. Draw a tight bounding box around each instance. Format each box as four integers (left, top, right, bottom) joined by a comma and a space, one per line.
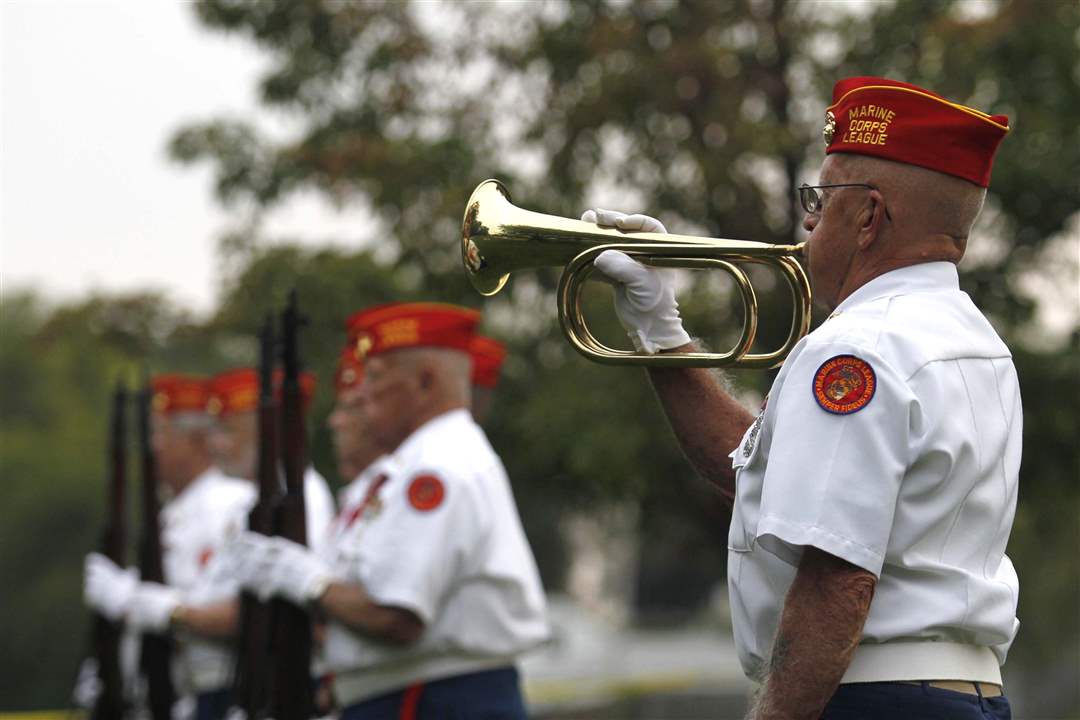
137, 381, 176, 720
90, 382, 129, 720
231, 316, 280, 718
268, 291, 315, 720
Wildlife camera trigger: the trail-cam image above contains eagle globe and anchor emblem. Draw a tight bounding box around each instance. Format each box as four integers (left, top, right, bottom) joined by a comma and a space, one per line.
822, 111, 837, 146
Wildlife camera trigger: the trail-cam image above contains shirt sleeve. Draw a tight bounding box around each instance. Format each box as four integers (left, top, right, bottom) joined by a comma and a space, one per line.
754, 341, 917, 576
360, 469, 488, 624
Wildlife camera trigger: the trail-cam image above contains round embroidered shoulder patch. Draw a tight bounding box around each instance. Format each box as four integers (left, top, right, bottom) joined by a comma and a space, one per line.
407, 474, 445, 512
813, 355, 876, 414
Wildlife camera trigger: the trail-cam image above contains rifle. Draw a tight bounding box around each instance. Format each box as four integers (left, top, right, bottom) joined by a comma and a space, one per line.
136, 380, 176, 720
231, 316, 280, 718
90, 382, 129, 720
267, 290, 315, 720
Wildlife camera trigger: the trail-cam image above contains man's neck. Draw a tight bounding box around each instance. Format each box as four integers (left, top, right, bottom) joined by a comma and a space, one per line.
172, 459, 213, 496
835, 236, 962, 307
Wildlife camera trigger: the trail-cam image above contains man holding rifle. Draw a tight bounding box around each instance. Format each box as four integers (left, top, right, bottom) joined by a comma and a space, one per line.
83, 374, 256, 720
229, 302, 550, 719
582, 77, 1019, 719
207, 367, 335, 554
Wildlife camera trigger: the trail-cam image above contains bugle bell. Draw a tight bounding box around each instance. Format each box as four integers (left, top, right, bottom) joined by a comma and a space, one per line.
461, 179, 811, 369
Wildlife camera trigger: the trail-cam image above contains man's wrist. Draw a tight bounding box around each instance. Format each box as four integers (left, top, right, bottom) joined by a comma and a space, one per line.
306, 575, 332, 605
168, 604, 188, 632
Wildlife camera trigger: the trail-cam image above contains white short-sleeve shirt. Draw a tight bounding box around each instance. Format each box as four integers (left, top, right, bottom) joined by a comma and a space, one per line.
322, 409, 550, 703
728, 262, 1021, 679
160, 466, 256, 692
303, 465, 336, 557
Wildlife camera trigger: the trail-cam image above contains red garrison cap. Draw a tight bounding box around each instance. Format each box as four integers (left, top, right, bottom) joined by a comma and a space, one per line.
207, 368, 316, 416
823, 77, 1009, 187
151, 374, 209, 415
469, 336, 507, 389
207, 368, 259, 417
346, 302, 481, 360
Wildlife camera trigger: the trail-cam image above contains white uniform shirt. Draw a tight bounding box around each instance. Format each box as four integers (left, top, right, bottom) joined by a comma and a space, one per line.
323, 409, 550, 704
303, 465, 336, 557
161, 466, 256, 692
728, 262, 1021, 680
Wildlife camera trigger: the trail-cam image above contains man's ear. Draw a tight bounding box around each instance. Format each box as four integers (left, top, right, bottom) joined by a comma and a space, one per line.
857, 189, 888, 249
417, 365, 436, 392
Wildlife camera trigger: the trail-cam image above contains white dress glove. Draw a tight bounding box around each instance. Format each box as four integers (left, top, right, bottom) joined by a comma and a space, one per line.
581, 208, 691, 353
128, 582, 181, 633
84, 553, 139, 621
231, 531, 333, 606
72, 657, 101, 708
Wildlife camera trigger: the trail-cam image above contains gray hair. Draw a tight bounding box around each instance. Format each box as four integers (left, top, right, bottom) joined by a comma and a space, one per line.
835, 153, 987, 240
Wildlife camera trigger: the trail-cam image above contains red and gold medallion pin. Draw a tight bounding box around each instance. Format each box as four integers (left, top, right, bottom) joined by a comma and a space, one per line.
407, 474, 446, 512
812, 355, 876, 414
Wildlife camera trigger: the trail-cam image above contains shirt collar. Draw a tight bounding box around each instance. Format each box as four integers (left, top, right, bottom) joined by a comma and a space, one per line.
163, 465, 219, 514
391, 407, 472, 466
832, 261, 959, 316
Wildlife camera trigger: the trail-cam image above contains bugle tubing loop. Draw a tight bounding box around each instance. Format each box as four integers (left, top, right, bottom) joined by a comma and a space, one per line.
461, 179, 811, 368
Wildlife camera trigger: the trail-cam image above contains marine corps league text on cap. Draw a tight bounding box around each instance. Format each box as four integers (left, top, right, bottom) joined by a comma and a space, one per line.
824, 76, 1009, 187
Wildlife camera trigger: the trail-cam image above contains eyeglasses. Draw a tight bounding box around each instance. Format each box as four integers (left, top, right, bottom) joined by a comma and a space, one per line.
798, 183, 892, 221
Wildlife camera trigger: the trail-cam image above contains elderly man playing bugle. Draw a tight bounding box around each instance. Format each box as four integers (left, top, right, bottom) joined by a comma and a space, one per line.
583, 77, 1019, 720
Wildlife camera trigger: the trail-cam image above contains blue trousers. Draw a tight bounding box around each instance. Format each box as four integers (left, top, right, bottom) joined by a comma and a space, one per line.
194, 687, 232, 720
340, 666, 527, 720
822, 682, 1011, 719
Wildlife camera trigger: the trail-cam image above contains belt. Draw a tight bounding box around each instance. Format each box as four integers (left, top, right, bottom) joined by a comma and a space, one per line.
840, 642, 1002, 684
900, 680, 1003, 698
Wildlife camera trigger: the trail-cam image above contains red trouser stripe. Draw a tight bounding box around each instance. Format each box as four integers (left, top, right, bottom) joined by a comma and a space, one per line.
399, 683, 424, 720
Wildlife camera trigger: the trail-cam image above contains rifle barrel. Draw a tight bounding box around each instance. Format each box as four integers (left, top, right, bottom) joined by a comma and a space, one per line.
90, 382, 129, 720
137, 382, 175, 720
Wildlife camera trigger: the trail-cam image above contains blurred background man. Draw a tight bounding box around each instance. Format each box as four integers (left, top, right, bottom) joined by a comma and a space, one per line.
229, 302, 550, 719
327, 340, 389, 489
83, 374, 256, 720
207, 367, 335, 554
468, 335, 507, 426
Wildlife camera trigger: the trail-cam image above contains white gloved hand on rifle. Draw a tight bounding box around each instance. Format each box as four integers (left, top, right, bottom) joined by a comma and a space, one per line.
230, 531, 333, 606
84, 552, 181, 632
84, 552, 139, 621
580, 208, 692, 354
127, 581, 181, 633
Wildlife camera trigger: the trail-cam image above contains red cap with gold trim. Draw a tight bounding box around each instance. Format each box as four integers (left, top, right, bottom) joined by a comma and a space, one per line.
346, 302, 481, 360
207, 368, 259, 417
207, 368, 316, 415
469, 336, 506, 389
823, 77, 1009, 187
151, 374, 209, 415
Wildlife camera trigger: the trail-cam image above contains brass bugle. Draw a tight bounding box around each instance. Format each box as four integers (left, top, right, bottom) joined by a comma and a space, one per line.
461, 179, 811, 369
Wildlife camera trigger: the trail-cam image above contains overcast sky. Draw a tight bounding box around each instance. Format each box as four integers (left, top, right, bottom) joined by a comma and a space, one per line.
2, 0, 369, 315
